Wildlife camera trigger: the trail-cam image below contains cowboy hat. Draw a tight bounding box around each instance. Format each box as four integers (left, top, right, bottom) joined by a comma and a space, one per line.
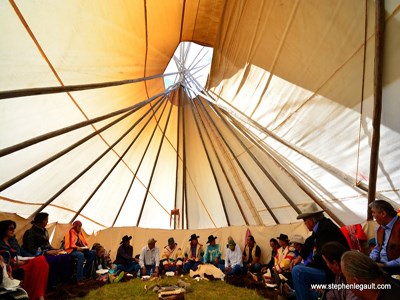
296, 203, 324, 219
290, 234, 305, 245
120, 235, 132, 244
206, 235, 217, 243
189, 233, 200, 241
148, 238, 157, 244
277, 233, 289, 242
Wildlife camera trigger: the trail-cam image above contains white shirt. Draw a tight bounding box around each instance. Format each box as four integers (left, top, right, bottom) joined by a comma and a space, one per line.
139, 245, 160, 267
225, 244, 243, 268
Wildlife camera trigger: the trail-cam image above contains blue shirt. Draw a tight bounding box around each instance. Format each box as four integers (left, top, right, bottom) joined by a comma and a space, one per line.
203, 244, 221, 263
370, 215, 400, 267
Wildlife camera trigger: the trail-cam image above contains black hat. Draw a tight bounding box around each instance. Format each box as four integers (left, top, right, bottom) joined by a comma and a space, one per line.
277, 233, 289, 242
206, 235, 217, 243
189, 233, 200, 241
120, 235, 132, 244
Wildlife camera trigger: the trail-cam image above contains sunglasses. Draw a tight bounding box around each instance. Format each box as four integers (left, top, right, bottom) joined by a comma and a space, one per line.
8, 227, 15, 231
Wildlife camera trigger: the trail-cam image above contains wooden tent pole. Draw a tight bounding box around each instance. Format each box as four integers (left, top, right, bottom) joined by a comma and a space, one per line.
73, 98, 170, 224
0, 72, 178, 100
193, 98, 250, 225
225, 109, 345, 227
0, 108, 136, 193
32, 96, 166, 219
112, 98, 169, 226
111, 96, 166, 227
196, 96, 280, 224
173, 89, 182, 229
182, 89, 189, 229
136, 91, 175, 226
368, 0, 385, 220
0, 88, 177, 157
187, 75, 261, 225
204, 90, 391, 203
188, 91, 230, 226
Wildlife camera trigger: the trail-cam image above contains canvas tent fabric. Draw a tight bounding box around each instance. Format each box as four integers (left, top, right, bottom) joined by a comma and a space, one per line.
0, 0, 399, 233
0, 211, 380, 267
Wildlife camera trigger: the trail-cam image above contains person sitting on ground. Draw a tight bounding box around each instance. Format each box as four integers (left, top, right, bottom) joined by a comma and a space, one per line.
273, 233, 295, 275
243, 235, 262, 274
341, 250, 400, 300
0, 220, 48, 300
221, 239, 243, 275
369, 199, 400, 275
183, 234, 204, 273
286, 234, 306, 272
291, 203, 349, 300
91, 244, 109, 282
160, 237, 183, 274
139, 238, 160, 277
202, 235, 221, 267
278, 234, 305, 296
321, 241, 360, 300
64, 220, 96, 285
22, 212, 71, 288
266, 238, 280, 271
114, 235, 140, 275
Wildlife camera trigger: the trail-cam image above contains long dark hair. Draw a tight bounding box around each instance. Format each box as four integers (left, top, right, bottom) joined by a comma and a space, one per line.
0, 220, 16, 239
270, 238, 279, 248
32, 212, 49, 225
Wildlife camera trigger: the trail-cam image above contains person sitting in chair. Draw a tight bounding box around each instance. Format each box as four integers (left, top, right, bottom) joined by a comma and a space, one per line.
64, 220, 96, 285
369, 200, 400, 275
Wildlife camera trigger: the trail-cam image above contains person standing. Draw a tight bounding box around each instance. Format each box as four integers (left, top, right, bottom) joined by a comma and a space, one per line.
139, 238, 160, 276
64, 220, 96, 285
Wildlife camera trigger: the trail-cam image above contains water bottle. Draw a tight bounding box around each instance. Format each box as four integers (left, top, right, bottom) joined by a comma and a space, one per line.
137, 269, 141, 278
35, 247, 42, 256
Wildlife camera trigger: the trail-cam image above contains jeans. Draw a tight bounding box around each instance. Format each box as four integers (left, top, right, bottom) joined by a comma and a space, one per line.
116, 261, 141, 274
142, 264, 158, 276
70, 249, 96, 281
219, 264, 243, 275
183, 260, 200, 273
243, 262, 262, 273
292, 264, 325, 300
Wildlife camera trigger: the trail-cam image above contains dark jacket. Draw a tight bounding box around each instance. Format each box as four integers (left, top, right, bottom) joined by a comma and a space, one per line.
0, 236, 33, 263
22, 225, 53, 255
114, 244, 134, 266
299, 217, 349, 280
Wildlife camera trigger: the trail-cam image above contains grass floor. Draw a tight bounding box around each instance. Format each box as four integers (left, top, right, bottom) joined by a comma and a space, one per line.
75, 276, 268, 300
